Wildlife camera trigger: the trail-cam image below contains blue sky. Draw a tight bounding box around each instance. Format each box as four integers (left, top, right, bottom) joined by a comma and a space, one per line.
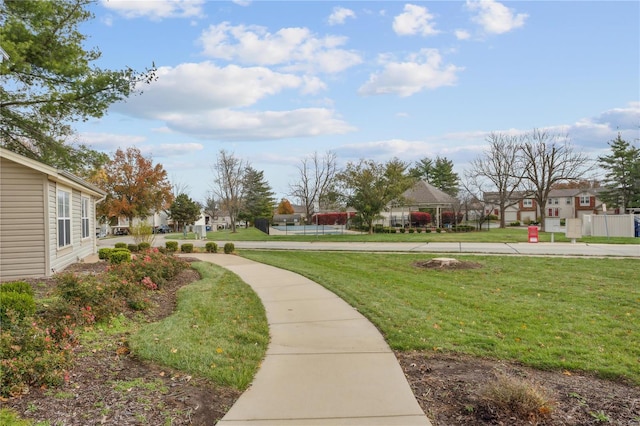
76, 0, 639, 202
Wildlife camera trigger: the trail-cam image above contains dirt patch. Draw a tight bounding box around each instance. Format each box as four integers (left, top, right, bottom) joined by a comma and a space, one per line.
397, 351, 640, 425
414, 258, 483, 270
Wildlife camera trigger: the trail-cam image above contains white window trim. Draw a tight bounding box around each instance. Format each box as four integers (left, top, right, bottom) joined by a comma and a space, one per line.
81, 197, 90, 239
523, 199, 533, 208
579, 196, 591, 207
57, 188, 72, 248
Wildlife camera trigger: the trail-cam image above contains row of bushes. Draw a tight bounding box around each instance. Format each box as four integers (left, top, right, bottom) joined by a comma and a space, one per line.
105, 241, 236, 256
0, 248, 190, 397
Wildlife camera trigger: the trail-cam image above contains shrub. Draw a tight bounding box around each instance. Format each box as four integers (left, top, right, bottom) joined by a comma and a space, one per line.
408, 228, 415, 233
478, 373, 554, 422
205, 242, 218, 253
107, 248, 189, 290
0, 281, 34, 296
425, 228, 432, 233
138, 242, 151, 251
98, 247, 113, 260
416, 228, 423, 233
181, 243, 194, 253
400, 228, 406, 233
510, 221, 521, 227
53, 273, 120, 324
390, 228, 397, 234
109, 249, 131, 264
165, 241, 178, 252
436, 228, 442, 233
127, 244, 139, 252
0, 292, 36, 324
409, 211, 432, 227
114, 242, 127, 249
223, 242, 235, 254
130, 222, 154, 245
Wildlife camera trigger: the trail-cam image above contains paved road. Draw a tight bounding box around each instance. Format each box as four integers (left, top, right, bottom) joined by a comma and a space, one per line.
99, 235, 640, 258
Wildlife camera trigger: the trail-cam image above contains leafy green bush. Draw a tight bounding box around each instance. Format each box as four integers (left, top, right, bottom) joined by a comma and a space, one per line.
138, 242, 151, 251
127, 244, 139, 252
425, 228, 432, 233
400, 228, 406, 233
510, 221, 521, 227
0, 281, 34, 296
390, 228, 397, 233
223, 242, 235, 254
436, 228, 442, 233
109, 249, 131, 264
416, 228, 423, 233
165, 241, 178, 252
0, 292, 36, 324
130, 222, 154, 245
408, 228, 415, 234
109, 248, 189, 290
181, 243, 194, 253
114, 242, 127, 249
53, 273, 120, 324
205, 242, 218, 253
98, 247, 113, 260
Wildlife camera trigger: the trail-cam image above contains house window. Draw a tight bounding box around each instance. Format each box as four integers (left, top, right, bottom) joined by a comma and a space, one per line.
81, 197, 90, 239
551, 198, 559, 205
566, 197, 572, 205
58, 190, 71, 247
579, 196, 591, 206
523, 199, 533, 208
547, 208, 559, 217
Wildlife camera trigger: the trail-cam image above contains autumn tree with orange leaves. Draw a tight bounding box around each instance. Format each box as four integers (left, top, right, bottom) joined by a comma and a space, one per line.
95, 147, 173, 225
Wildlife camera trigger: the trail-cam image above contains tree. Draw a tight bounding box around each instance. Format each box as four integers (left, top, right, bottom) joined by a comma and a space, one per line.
203, 192, 219, 226
167, 194, 202, 232
239, 167, 275, 226
276, 199, 295, 215
466, 133, 527, 228
289, 151, 338, 223
0, 0, 155, 169
520, 129, 593, 230
211, 150, 245, 233
97, 147, 173, 225
410, 156, 459, 196
598, 134, 640, 211
337, 158, 414, 234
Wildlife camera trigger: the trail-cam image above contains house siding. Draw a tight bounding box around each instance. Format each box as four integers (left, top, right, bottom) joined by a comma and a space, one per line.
0, 158, 47, 280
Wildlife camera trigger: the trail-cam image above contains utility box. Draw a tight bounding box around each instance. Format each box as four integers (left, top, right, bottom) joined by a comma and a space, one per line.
566, 218, 583, 242
194, 225, 205, 240
528, 226, 539, 243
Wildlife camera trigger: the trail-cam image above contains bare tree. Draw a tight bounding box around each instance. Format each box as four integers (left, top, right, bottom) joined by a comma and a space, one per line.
211, 150, 246, 233
520, 129, 594, 230
460, 173, 493, 230
289, 151, 338, 223
467, 133, 527, 228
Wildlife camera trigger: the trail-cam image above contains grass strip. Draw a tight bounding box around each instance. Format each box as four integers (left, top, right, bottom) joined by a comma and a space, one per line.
241, 250, 640, 384
129, 261, 268, 390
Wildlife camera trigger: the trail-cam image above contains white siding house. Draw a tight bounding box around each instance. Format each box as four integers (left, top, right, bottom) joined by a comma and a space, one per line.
0, 148, 106, 281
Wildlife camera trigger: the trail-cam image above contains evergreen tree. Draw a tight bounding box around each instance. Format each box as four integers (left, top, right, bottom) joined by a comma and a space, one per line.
167, 194, 202, 231
0, 0, 155, 170
598, 134, 640, 211
239, 167, 275, 225
410, 156, 459, 196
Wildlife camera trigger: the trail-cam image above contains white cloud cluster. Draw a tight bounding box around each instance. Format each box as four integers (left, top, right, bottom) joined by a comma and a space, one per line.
392, 4, 439, 36
199, 22, 362, 74
100, 0, 205, 20
328, 7, 356, 26
465, 0, 528, 34
358, 49, 462, 97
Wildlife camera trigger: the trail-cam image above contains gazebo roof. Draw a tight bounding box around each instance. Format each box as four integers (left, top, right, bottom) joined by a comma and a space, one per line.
401, 180, 456, 206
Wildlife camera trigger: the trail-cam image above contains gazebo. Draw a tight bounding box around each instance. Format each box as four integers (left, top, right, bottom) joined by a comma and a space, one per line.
390, 180, 457, 228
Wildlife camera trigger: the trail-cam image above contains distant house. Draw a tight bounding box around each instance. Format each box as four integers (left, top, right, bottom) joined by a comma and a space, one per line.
381, 180, 457, 228
0, 148, 106, 281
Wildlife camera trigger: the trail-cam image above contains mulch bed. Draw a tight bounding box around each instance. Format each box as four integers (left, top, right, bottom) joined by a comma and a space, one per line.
5, 260, 639, 425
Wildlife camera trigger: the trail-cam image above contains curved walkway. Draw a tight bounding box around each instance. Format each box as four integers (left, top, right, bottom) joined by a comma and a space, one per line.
188, 253, 431, 426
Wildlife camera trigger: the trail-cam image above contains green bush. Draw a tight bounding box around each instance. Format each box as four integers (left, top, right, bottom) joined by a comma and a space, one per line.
0, 292, 36, 324
510, 221, 521, 227
408, 228, 415, 233
223, 242, 235, 254
109, 249, 131, 264
205, 242, 218, 253
98, 247, 113, 260
436, 228, 442, 233
165, 241, 178, 252
138, 242, 151, 251
425, 228, 432, 233
114, 242, 127, 249
53, 273, 120, 324
181, 243, 194, 253
390, 228, 397, 234
127, 244, 139, 252
0, 281, 34, 296
400, 228, 406, 233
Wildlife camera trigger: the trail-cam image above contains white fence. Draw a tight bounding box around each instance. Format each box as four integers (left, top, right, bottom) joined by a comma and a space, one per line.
582, 214, 636, 237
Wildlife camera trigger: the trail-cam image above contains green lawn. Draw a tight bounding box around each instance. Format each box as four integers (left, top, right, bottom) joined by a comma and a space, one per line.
128, 261, 268, 390
240, 250, 640, 384
165, 226, 639, 244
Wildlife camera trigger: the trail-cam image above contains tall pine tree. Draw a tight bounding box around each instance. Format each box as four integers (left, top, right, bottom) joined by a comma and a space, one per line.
598, 134, 640, 211
239, 167, 275, 225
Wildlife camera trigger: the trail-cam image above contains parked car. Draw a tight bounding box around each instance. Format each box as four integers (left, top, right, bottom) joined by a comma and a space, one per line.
154, 225, 171, 234
113, 227, 129, 235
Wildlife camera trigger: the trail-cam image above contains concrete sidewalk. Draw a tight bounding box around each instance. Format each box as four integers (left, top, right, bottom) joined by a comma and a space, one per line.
188, 253, 431, 426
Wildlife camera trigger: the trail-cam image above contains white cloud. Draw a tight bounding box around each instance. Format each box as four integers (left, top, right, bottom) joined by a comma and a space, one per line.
392, 4, 439, 36
328, 7, 356, 26
100, 0, 205, 20
199, 22, 362, 73
591, 102, 640, 130
358, 49, 462, 97
162, 108, 356, 141
150, 143, 204, 157
232, 0, 251, 6
79, 132, 146, 151
117, 62, 303, 117
466, 0, 528, 34
455, 29, 471, 40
